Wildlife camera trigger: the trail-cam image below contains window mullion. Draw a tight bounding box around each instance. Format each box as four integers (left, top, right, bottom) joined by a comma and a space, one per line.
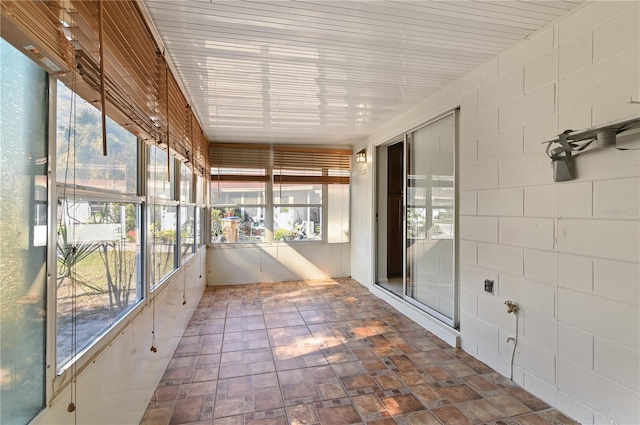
46, 74, 59, 404
322, 184, 328, 243
138, 139, 146, 197
266, 174, 274, 244
144, 144, 151, 302
174, 157, 180, 202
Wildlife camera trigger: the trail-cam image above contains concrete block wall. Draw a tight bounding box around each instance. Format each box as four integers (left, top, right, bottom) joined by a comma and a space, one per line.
352, 2, 640, 423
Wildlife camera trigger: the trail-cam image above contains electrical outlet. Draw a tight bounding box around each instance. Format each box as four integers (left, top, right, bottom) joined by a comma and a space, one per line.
484, 279, 494, 294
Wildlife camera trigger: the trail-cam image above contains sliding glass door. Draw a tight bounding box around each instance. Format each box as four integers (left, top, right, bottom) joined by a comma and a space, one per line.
375, 112, 457, 327
405, 114, 456, 325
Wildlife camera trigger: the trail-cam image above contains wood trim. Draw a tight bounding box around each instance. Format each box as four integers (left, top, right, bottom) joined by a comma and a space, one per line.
211, 143, 271, 150
273, 146, 352, 155
210, 175, 270, 182
274, 175, 350, 184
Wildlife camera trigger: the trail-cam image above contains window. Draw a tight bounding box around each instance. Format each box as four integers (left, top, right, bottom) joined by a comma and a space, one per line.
180, 205, 195, 259
56, 201, 142, 368
195, 207, 203, 247
195, 175, 206, 248
211, 181, 266, 243
149, 204, 177, 285
1, 3, 211, 421
55, 80, 143, 371
148, 145, 174, 200
273, 183, 322, 241
0, 38, 48, 425
57, 84, 137, 194
179, 163, 195, 261
149, 146, 178, 286
180, 162, 193, 203
209, 144, 351, 245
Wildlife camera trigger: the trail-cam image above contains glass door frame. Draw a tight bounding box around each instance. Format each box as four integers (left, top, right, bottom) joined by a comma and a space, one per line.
374, 137, 406, 299
374, 109, 459, 329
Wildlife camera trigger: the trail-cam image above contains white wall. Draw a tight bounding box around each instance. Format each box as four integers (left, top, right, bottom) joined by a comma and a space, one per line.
375, 146, 389, 282
207, 243, 350, 285
31, 248, 207, 425
352, 157, 375, 284
351, 2, 640, 424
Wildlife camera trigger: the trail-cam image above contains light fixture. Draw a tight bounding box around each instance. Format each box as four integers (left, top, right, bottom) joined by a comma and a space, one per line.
356, 149, 367, 163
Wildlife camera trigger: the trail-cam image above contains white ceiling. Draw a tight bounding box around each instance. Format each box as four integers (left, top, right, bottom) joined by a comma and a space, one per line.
143, 0, 582, 145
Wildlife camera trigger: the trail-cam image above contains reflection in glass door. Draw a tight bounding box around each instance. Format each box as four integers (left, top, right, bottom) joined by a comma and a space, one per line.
405, 114, 457, 326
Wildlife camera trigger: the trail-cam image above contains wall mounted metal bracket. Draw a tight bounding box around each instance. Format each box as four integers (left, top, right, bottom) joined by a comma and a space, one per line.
542, 116, 640, 182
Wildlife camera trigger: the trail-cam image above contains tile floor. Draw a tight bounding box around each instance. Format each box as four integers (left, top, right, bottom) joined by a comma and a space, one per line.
141, 278, 578, 425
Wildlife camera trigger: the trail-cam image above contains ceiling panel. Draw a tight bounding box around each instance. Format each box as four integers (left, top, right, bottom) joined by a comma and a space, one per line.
143, 0, 582, 145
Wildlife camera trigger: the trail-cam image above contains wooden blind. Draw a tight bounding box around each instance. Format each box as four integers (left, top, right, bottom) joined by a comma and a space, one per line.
0, 0, 210, 176
210, 144, 352, 184
210, 143, 271, 182
0, 1, 75, 74
273, 146, 351, 184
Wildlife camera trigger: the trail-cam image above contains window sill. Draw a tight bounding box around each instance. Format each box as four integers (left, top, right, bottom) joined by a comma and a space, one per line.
208, 240, 331, 248
208, 242, 267, 249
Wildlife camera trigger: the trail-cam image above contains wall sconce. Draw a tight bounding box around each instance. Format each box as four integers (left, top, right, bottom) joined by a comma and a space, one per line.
356, 149, 367, 163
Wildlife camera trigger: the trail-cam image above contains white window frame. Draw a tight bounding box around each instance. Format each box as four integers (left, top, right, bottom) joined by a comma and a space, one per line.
51, 78, 147, 395
210, 178, 269, 244
209, 179, 340, 246
272, 182, 325, 243
148, 148, 179, 291
179, 162, 197, 263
